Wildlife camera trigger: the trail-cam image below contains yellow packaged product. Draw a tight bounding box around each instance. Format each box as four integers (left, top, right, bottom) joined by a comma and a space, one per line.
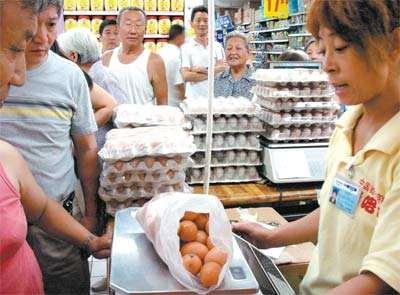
144, 0, 157, 11
146, 16, 158, 35
91, 17, 103, 35
105, 0, 118, 10
156, 39, 168, 52
77, 16, 92, 31
64, 17, 78, 31
171, 16, 183, 26
76, 0, 90, 10
64, 0, 76, 11
158, 16, 171, 35
118, 0, 130, 9
171, 0, 183, 12
91, 0, 104, 10
157, 0, 170, 11
144, 39, 156, 53
130, 0, 144, 9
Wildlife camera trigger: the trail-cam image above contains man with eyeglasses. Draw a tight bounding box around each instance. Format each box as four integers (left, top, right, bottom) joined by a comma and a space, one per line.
181, 5, 226, 99
102, 7, 167, 105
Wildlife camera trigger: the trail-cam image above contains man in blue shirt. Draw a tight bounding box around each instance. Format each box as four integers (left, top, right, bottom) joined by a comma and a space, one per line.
214, 32, 255, 99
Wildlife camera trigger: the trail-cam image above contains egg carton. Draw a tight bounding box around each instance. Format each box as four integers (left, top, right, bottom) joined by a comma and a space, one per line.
252, 69, 330, 85
99, 181, 188, 202
188, 166, 261, 184
194, 133, 261, 150
100, 170, 187, 189
255, 96, 339, 111
252, 85, 334, 98
192, 150, 261, 167
257, 109, 338, 127
261, 124, 334, 142
105, 198, 150, 217
102, 155, 192, 174
191, 115, 264, 133
180, 96, 258, 116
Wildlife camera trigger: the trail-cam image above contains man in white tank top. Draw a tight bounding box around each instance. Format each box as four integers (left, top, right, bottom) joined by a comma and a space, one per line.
101, 7, 167, 105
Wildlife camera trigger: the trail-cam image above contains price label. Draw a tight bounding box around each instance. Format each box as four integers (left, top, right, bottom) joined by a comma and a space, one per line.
264, 0, 289, 19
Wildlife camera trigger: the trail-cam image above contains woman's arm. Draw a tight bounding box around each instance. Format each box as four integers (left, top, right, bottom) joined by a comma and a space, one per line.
90, 82, 117, 127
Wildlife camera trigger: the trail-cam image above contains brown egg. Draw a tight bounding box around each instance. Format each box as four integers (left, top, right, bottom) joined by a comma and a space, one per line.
173, 155, 182, 164
144, 157, 155, 169
182, 254, 202, 275
167, 170, 176, 180
152, 171, 161, 181
123, 171, 133, 181
182, 211, 198, 221
138, 172, 146, 181
204, 248, 227, 267
194, 214, 208, 231
107, 173, 117, 182
199, 262, 221, 288
130, 158, 141, 168
206, 237, 214, 250
180, 242, 209, 261
114, 161, 124, 171
158, 157, 168, 167
178, 221, 198, 242
196, 230, 208, 245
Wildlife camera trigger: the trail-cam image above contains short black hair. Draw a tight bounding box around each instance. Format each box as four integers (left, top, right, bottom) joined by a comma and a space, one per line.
191, 5, 208, 22
168, 24, 184, 41
99, 19, 117, 36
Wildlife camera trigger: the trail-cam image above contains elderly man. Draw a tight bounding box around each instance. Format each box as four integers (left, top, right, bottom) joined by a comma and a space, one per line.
181, 5, 226, 98
214, 32, 255, 99
102, 7, 167, 105
0, 1, 100, 293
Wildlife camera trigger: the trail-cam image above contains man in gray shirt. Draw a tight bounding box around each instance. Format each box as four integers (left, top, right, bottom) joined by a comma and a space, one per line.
214, 32, 255, 99
0, 1, 99, 294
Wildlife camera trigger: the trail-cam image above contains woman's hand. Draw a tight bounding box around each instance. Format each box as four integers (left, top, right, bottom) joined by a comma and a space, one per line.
86, 233, 112, 259
232, 221, 278, 249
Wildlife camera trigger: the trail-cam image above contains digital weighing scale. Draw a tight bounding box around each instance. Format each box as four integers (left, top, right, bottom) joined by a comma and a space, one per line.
260, 141, 328, 184
110, 208, 294, 295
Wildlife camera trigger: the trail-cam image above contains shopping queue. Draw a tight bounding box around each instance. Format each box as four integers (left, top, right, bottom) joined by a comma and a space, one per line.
0, 1, 111, 294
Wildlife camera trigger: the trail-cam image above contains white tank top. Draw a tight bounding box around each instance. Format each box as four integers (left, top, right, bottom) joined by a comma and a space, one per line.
109, 47, 154, 105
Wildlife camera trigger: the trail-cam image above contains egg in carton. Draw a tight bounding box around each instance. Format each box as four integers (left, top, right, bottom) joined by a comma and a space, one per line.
226, 150, 236, 163
248, 151, 260, 163
247, 134, 259, 148
193, 117, 206, 132
227, 116, 238, 129
237, 166, 247, 179
191, 168, 203, 181
212, 134, 224, 148
237, 150, 247, 163
238, 116, 249, 129
246, 167, 259, 179
215, 116, 227, 131
235, 134, 247, 147
214, 151, 226, 164
192, 153, 205, 165
214, 167, 225, 180
225, 134, 236, 147
250, 116, 263, 129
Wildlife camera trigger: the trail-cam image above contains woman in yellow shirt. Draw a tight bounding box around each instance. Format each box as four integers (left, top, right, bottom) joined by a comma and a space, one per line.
233, 1, 400, 294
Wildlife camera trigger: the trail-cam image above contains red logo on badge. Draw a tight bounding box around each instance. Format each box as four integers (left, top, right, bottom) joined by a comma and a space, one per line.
360, 196, 377, 215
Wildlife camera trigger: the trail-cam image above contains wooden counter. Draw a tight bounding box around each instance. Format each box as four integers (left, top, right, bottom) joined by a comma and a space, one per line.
192, 182, 319, 207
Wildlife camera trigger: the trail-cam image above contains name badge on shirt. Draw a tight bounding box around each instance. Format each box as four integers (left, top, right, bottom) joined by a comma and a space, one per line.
329, 174, 361, 217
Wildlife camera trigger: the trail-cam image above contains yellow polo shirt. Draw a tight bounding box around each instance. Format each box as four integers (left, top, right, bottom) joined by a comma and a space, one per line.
300, 105, 400, 294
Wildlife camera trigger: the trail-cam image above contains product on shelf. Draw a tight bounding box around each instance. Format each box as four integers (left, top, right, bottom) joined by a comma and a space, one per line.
172, 16, 184, 26
105, 0, 118, 10
64, 17, 78, 31
188, 166, 261, 184
64, 0, 77, 11
91, 17, 103, 34
158, 16, 171, 35
263, 123, 334, 142
157, 0, 170, 11
192, 150, 261, 167
156, 39, 168, 51
77, 16, 92, 31
113, 104, 186, 128
190, 115, 264, 133
171, 0, 184, 11
146, 16, 158, 34
144, 0, 157, 11
91, 0, 104, 10
180, 97, 257, 116
144, 39, 156, 52
76, 0, 90, 10
118, 0, 131, 10
130, 0, 144, 9
192, 133, 261, 151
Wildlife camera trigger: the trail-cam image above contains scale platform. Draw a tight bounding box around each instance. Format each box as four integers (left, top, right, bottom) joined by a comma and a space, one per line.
110, 208, 260, 294
260, 142, 328, 184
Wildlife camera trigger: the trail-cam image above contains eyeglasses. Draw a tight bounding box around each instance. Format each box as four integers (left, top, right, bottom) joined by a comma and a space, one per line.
122, 22, 146, 29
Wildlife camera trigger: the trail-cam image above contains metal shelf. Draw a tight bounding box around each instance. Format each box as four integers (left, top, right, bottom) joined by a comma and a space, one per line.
249, 27, 289, 34
63, 10, 184, 16
289, 22, 306, 27
249, 39, 289, 44
288, 33, 312, 37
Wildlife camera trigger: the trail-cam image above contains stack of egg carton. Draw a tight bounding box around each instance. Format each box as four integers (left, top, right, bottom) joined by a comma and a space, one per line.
98, 106, 195, 216
180, 97, 264, 184
252, 69, 339, 142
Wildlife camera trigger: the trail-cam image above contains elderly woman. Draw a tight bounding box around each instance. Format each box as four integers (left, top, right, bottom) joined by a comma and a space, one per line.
214, 32, 255, 99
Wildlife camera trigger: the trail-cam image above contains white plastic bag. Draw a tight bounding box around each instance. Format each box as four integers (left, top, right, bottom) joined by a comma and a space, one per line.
136, 192, 234, 294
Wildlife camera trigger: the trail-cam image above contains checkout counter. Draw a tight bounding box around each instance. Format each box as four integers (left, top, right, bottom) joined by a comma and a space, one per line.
107, 206, 314, 294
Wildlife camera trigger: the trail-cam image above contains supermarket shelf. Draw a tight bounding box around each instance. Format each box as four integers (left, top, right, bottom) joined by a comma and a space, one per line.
289, 11, 307, 17
249, 27, 289, 34
144, 34, 168, 38
288, 33, 312, 37
251, 51, 284, 55
257, 18, 279, 23
63, 10, 184, 16
249, 39, 289, 44
241, 22, 252, 26
289, 22, 306, 27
